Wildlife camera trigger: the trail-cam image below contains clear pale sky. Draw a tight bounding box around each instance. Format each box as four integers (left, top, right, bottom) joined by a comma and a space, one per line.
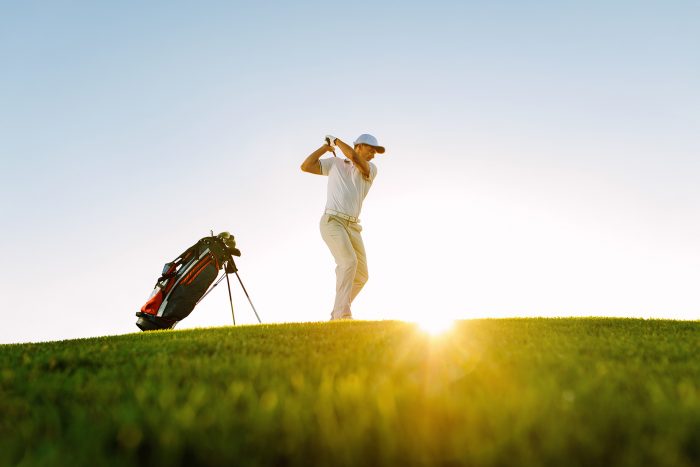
1, 1, 698, 344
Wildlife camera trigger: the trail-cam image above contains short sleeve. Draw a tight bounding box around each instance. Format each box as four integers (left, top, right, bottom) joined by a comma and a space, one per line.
320, 158, 335, 176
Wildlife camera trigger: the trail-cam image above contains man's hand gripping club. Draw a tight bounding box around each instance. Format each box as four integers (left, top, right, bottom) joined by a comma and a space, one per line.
300, 135, 337, 175
324, 135, 337, 157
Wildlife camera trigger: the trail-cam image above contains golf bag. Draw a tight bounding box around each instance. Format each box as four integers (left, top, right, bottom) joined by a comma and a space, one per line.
136, 232, 241, 331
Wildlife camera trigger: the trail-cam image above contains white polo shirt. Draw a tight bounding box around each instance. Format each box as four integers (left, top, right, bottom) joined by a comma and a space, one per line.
320, 157, 378, 219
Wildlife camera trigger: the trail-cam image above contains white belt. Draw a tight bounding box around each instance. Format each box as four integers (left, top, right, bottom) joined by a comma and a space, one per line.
325, 209, 359, 223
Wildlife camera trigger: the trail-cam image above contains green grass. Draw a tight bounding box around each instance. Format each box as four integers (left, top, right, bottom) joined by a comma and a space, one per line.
1, 319, 699, 466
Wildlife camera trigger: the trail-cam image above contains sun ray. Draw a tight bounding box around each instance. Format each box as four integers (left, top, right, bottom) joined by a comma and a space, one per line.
413, 316, 455, 336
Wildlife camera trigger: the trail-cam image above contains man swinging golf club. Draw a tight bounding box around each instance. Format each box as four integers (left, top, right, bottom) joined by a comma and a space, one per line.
301, 133, 385, 320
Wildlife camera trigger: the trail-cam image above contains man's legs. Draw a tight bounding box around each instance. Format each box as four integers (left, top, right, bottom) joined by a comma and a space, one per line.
348, 222, 368, 304
320, 215, 357, 319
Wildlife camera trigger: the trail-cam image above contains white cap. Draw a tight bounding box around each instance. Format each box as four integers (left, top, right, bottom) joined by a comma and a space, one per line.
353, 134, 385, 153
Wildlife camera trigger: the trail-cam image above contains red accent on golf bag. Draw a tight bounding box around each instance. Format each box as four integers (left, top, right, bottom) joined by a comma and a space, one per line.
140, 289, 163, 316
181, 257, 213, 286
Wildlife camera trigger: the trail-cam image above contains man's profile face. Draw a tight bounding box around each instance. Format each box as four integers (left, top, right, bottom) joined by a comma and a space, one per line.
356, 144, 377, 161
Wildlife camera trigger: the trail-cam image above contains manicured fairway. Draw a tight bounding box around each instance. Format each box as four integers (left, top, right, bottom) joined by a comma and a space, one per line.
1, 319, 698, 466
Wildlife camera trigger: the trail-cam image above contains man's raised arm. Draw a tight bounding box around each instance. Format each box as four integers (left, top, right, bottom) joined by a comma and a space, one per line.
301, 144, 333, 175
335, 138, 370, 179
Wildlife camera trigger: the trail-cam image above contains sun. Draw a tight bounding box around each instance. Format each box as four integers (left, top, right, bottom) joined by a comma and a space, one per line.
414, 316, 455, 336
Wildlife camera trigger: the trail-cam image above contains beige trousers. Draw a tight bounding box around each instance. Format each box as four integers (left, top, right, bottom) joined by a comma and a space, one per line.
319, 213, 368, 319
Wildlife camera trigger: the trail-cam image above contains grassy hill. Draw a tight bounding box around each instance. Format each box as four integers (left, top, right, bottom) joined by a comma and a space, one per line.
1, 318, 699, 466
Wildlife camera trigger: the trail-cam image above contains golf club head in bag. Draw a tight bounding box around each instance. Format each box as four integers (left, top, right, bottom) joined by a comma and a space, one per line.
217, 231, 241, 260
135, 232, 241, 331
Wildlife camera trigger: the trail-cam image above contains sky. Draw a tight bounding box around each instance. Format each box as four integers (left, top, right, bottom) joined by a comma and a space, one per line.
1, 0, 698, 344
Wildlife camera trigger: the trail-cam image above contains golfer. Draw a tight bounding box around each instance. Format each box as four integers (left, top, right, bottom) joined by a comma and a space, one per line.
300, 134, 385, 320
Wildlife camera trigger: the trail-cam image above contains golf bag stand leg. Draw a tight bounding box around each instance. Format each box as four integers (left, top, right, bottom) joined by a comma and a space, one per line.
225, 271, 236, 325
228, 258, 261, 324
235, 271, 261, 324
